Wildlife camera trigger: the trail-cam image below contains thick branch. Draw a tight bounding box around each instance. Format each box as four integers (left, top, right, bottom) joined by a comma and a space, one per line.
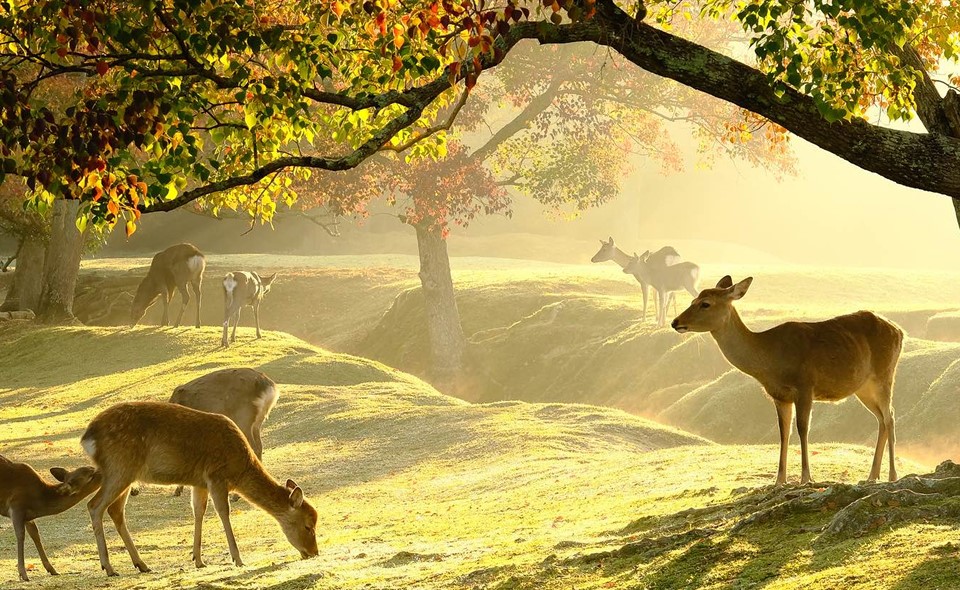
380, 88, 470, 153
470, 76, 566, 164
516, 8, 960, 200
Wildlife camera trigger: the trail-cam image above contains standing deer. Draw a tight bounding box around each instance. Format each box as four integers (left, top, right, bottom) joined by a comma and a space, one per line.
591, 237, 680, 322
623, 250, 700, 327
168, 368, 279, 497
0, 455, 102, 581
130, 243, 205, 328
81, 401, 318, 575
671, 276, 903, 484
222, 271, 276, 347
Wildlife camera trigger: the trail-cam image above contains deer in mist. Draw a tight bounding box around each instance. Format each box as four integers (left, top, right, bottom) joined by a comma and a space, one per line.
168, 368, 279, 498
622, 250, 700, 326
591, 237, 681, 322
0, 455, 102, 581
671, 276, 903, 485
130, 243, 205, 328
222, 271, 276, 347
81, 401, 318, 575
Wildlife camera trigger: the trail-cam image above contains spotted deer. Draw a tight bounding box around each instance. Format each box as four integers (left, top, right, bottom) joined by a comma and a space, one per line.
0, 455, 102, 581
168, 368, 279, 497
671, 276, 903, 484
222, 272, 276, 347
623, 250, 700, 327
130, 243, 205, 327
81, 401, 318, 575
591, 237, 681, 322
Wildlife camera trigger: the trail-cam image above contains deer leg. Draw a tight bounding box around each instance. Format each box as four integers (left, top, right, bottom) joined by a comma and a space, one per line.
671, 292, 678, 317
106, 488, 150, 573
191, 486, 209, 568
12, 509, 29, 581
886, 405, 898, 482
88, 479, 134, 576
25, 520, 57, 576
795, 393, 814, 484
160, 287, 174, 326
253, 301, 262, 338
773, 399, 793, 485
640, 282, 649, 323
230, 309, 241, 343
173, 284, 190, 327
192, 280, 202, 328
657, 288, 667, 327
855, 381, 892, 482
209, 482, 244, 566
221, 300, 233, 347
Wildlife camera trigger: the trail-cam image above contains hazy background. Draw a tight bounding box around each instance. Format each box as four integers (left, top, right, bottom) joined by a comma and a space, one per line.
105, 127, 960, 271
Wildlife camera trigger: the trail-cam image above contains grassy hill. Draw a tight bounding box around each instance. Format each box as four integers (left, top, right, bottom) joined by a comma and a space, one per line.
1, 325, 957, 589
6, 256, 960, 464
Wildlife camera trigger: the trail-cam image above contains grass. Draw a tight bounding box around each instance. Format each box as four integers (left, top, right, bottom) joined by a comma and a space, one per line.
1, 324, 957, 589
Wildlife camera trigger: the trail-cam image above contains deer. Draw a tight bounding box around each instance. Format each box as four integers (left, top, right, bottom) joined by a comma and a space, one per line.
0, 455, 102, 581
671, 276, 903, 485
222, 271, 277, 347
168, 368, 279, 498
623, 250, 700, 327
130, 243, 206, 328
591, 237, 681, 323
81, 401, 318, 576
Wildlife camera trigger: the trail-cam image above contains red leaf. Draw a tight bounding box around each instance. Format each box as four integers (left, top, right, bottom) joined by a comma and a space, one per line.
95, 61, 109, 76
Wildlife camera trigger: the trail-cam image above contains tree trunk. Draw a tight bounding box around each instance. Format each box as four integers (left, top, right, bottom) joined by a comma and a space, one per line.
37, 199, 84, 324
413, 221, 466, 384
0, 235, 45, 312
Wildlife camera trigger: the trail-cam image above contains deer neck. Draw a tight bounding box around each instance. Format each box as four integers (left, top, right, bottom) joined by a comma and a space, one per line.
610, 247, 634, 269
32, 483, 89, 519
710, 308, 769, 381
234, 465, 290, 519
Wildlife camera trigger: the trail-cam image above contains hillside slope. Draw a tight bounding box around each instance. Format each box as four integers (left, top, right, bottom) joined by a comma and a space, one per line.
0, 324, 711, 589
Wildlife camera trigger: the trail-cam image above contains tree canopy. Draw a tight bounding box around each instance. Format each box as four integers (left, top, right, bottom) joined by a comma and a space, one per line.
2, 0, 959, 235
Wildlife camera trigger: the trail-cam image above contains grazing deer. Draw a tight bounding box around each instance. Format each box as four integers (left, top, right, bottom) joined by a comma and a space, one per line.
671, 276, 903, 485
623, 251, 700, 327
591, 237, 680, 322
168, 368, 279, 497
81, 401, 318, 575
130, 243, 205, 328
0, 455, 102, 581
222, 271, 276, 347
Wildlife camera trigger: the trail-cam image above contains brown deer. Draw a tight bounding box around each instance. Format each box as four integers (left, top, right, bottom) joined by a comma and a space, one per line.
0, 455, 102, 581
81, 401, 318, 576
671, 276, 903, 485
222, 271, 276, 347
168, 368, 279, 497
591, 237, 680, 322
623, 250, 700, 327
130, 243, 206, 328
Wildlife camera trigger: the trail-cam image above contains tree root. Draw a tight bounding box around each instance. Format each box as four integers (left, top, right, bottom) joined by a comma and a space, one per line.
731, 461, 960, 543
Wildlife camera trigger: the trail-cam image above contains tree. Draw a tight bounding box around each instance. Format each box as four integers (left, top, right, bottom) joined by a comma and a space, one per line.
3, 0, 960, 328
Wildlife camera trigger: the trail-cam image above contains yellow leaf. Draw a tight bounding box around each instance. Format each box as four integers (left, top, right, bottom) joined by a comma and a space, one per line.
125, 220, 137, 237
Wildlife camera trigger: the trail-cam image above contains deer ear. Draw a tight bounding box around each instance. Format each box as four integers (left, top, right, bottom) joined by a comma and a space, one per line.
263, 273, 277, 286
288, 486, 305, 509
716, 276, 734, 289
608, 236, 614, 244
50, 467, 68, 482
730, 277, 753, 300
285, 479, 298, 490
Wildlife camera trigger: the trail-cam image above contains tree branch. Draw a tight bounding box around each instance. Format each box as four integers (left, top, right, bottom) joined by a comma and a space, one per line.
514, 8, 960, 200
379, 87, 470, 153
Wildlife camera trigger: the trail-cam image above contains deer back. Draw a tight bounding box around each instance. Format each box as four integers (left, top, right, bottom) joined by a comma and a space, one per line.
82, 402, 258, 489
170, 368, 279, 432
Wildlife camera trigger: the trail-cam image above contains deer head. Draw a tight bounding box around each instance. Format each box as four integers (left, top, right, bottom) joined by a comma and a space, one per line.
671, 275, 752, 333
590, 237, 617, 263
261, 273, 278, 294
622, 250, 651, 275
50, 465, 102, 498
278, 479, 319, 559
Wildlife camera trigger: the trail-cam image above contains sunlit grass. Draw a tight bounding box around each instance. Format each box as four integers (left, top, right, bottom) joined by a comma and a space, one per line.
1, 325, 955, 589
